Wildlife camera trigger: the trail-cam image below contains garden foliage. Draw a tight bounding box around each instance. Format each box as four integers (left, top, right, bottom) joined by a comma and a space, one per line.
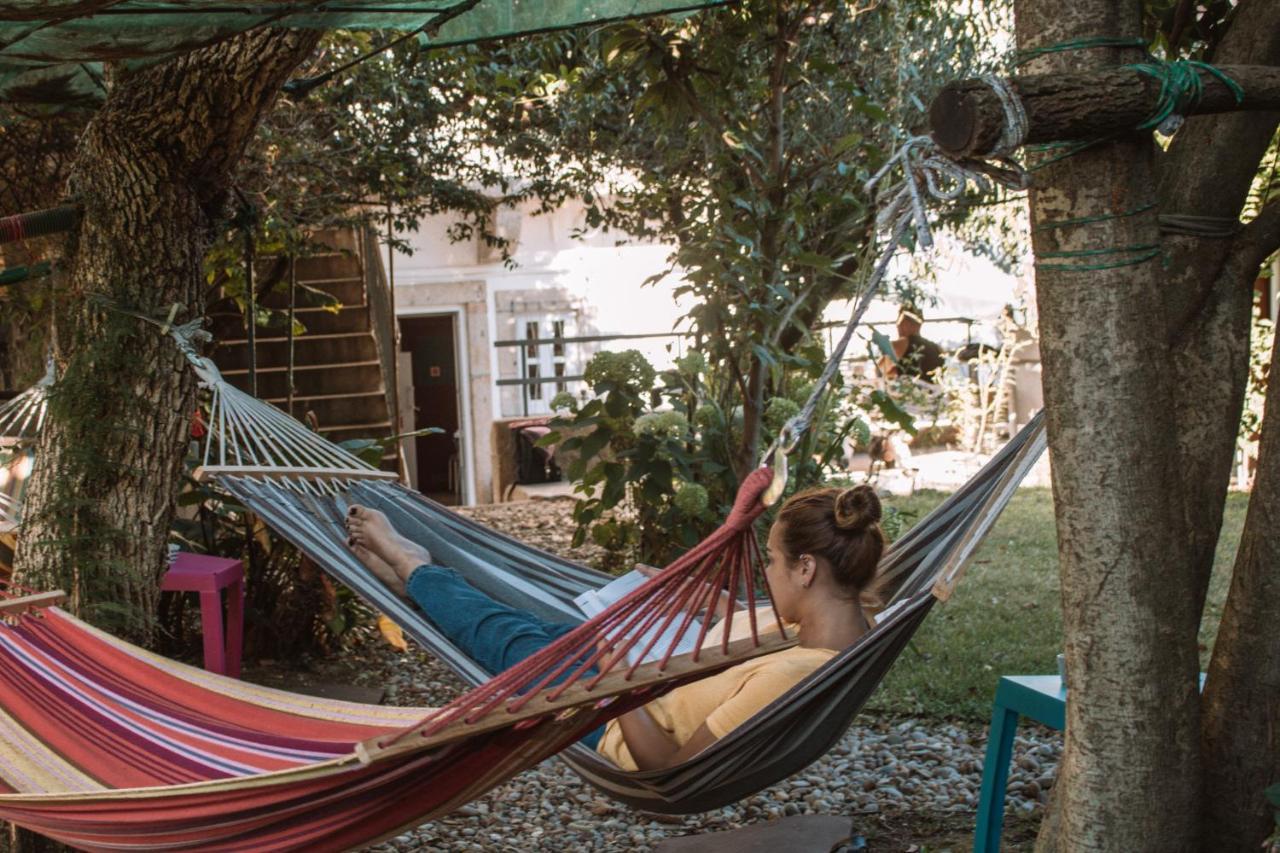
545, 348, 869, 569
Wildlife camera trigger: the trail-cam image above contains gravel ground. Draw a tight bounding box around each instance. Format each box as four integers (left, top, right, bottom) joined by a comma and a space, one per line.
326, 498, 1061, 851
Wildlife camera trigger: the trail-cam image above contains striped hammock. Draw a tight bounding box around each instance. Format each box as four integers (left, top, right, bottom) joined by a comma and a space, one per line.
0, 348, 1046, 847
0, 465, 792, 850
202, 384, 1047, 815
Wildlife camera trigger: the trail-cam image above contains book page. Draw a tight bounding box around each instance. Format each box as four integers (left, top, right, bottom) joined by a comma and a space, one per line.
574, 570, 701, 666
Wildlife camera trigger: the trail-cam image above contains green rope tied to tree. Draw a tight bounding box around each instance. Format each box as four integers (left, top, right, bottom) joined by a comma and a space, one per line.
0, 261, 52, 286
1036, 243, 1161, 272
1013, 36, 1147, 67
1126, 60, 1245, 134
1034, 203, 1157, 232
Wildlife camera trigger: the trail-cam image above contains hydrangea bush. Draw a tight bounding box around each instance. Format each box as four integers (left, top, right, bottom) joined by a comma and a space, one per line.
544, 348, 870, 569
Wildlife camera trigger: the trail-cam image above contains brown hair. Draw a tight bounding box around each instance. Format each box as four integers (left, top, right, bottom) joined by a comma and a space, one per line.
776, 485, 885, 598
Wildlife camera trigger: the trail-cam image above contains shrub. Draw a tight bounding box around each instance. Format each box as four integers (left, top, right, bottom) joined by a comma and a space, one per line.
545, 348, 872, 569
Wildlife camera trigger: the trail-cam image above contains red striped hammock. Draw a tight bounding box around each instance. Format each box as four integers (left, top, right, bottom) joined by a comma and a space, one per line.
0, 468, 783, 851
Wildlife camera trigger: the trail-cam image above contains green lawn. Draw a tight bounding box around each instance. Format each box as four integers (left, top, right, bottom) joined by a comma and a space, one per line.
866, 488, 1248, 721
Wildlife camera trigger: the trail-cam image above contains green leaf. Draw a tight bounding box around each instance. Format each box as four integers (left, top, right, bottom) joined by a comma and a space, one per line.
870, 390, 917, 436
1265, 782, 1280, 808
794, 251, 833, 270
872, 329, 898, 362
578, 427, 611, 460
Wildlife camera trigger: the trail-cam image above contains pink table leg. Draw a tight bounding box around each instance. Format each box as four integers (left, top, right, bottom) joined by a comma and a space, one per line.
198, 589, 228, 676
225, 577, 244, 679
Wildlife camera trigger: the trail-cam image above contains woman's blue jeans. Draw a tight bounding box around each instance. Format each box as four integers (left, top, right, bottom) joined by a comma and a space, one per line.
406, 564, 604, 749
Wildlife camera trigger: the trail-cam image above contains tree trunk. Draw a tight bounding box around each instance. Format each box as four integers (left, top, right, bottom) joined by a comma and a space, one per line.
1151, 5, 1280, 839
737, 353, 767, 475
1157, 0, 1280, 628
1016, 1, 1203, 850
12, 27, 320, 640
1, 29, 320, 853
1200, 325, 1280, 850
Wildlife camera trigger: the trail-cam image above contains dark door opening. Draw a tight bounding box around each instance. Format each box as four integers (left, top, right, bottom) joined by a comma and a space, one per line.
400, 314, 461, 505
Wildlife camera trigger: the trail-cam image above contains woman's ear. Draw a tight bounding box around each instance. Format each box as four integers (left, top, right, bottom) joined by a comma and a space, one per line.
799, 554, 817, 589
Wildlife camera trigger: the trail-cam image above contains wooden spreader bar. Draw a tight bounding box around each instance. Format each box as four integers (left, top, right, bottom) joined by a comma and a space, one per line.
0, 591, 67, 615
194, 465, 401, 483
356, 631, 797, 765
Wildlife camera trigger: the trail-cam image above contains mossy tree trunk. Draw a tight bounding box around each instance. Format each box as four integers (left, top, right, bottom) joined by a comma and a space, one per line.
5, 28, 321, 853
12, 27, 321, 641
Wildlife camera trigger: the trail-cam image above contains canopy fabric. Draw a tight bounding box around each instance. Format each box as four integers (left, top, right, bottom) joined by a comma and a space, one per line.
0, 0, 728, 108
216, 411, 1048, 813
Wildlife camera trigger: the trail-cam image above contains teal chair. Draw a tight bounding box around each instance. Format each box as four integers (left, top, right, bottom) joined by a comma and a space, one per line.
975, 673, 1205, 852
973, 675, 1064, 853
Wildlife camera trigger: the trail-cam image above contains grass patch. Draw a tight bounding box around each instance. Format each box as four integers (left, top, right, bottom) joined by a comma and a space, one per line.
867, 488, 1247, 721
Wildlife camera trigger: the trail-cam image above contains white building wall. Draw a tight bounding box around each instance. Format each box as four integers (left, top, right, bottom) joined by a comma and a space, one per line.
386, 198, 691, 502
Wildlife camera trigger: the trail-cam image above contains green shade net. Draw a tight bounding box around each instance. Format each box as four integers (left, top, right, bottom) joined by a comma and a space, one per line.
0, 0, 727, 109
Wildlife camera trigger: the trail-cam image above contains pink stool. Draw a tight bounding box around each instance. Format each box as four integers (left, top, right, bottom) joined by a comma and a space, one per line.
161, 553, 245, 678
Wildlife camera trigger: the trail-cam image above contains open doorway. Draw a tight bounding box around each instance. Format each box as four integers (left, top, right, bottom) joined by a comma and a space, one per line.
399, 314, 461, 505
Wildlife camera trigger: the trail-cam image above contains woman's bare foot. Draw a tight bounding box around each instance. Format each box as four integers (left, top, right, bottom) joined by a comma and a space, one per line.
348, 540, 408, 597
345, 505, 433, 596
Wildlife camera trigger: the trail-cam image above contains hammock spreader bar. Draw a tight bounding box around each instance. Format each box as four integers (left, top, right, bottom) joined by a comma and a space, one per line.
0, 205, 79, 245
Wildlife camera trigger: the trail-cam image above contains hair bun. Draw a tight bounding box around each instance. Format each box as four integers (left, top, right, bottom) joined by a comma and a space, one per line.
834, 485, 881, 531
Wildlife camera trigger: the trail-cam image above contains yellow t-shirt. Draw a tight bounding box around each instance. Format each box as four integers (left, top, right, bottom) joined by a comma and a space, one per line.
595, 607, 835, 771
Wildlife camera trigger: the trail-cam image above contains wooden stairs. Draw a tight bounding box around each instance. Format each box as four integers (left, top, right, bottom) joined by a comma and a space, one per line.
208, 227, 400, 470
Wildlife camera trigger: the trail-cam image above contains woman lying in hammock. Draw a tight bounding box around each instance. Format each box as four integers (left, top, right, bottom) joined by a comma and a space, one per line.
345, 484, 884, 771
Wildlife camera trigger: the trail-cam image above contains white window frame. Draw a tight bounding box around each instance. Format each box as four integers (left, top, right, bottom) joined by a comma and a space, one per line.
516, 314, 573, 415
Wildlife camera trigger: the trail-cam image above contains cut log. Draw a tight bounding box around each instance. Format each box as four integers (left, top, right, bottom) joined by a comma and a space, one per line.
930, 64, 1280, 158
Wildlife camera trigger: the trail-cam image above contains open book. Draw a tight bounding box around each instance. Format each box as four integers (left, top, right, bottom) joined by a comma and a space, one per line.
573, 570, 702, 667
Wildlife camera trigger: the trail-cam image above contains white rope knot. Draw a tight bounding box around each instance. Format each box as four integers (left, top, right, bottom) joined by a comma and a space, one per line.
864, 135, 1030, 252
979, 74, 1028, 156
168, 319, 221, 388
757, 135, 1031, 473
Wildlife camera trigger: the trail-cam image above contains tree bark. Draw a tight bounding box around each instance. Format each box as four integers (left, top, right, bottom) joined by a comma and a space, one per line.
930, 64, 1280, 158
1156, 0, 1280, 626
1015, 1, 1204, 851
1123, 4, 1280, 837
1147, 6, 1280, 839
12, 28, 320, 639
1200, 324, 1280, 850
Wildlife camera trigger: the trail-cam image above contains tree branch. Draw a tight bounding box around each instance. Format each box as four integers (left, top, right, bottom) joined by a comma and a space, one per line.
930, 65, 1280, 158
1233, 198, 1280, 275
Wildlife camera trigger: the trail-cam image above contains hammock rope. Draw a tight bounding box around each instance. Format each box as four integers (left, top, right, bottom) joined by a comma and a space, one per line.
0, 357, 54, 528
0, 357, 53, 445
761, 133, 1029, 495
